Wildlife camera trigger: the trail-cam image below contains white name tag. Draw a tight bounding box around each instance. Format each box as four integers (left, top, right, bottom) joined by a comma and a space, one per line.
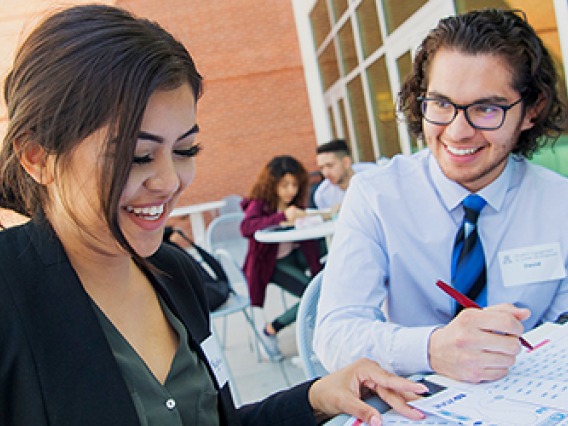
200, 334, 229, 388
498, 242, 566, 287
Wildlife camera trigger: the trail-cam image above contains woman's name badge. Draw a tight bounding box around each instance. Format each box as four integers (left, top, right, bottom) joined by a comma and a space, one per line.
499, 242, 566, 287
201, 335, 229, 388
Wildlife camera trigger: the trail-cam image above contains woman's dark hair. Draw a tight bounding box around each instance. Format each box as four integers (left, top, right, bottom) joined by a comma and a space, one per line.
0, 4, 203, 268
0, 186, 26, 215
398, 8, 568, 158
249, 155, 309, 211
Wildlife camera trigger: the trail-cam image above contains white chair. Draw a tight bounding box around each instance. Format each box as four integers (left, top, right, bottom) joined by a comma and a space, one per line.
205, 212, 247, 266
219, 194, 243, 216
206, 213, 292, 387
296, 273, 393, 416
296, 272, 388, 380
205, 212, 259, 353
206, 211, 290, 320
295, 272, 329, 379
204, 213, 270, 403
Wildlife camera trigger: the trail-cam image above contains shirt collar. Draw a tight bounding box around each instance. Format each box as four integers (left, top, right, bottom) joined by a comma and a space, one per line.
429, 151, 514, 213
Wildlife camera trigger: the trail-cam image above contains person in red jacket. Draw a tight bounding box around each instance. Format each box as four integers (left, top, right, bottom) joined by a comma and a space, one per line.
241, 155, 323, 361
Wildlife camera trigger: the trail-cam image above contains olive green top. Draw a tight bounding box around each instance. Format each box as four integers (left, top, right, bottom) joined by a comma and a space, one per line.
93, 296, 219, 426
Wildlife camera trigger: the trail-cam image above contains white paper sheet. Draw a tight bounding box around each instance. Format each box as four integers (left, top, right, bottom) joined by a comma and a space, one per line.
409, 324, 568, 424
341, 409, 457, 426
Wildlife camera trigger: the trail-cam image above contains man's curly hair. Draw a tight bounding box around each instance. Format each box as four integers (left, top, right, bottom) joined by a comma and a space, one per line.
397, 9, 567, 158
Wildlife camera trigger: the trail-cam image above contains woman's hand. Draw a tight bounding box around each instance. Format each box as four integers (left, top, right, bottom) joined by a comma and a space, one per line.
307, 358, 427, 425
283, 205, 306, 222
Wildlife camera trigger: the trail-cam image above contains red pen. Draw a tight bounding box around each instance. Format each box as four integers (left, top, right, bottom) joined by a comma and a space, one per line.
436, 280, 533, 350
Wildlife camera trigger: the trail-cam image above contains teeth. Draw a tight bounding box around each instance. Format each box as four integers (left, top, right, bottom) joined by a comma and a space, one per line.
446, 145, 479, 156
126, 204, 164, 220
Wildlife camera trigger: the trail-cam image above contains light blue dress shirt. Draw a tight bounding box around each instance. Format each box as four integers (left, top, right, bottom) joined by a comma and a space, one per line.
314, 162, 377, 209
314, 149, 568, 376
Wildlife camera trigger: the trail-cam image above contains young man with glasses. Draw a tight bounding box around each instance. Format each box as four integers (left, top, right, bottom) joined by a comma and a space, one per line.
315, 9, 568, 383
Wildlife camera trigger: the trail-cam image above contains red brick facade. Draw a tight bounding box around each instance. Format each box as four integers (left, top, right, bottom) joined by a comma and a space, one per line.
119, 0, 318, 210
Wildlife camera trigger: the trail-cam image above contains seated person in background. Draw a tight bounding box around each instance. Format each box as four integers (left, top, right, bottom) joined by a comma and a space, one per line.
314, 139, 376, 211
0, 5, 429, 424
315, 8, 568, 384
241, 155, 323, 361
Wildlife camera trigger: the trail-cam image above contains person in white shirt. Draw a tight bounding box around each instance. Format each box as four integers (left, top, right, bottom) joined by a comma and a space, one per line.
315, 8, 568, 384
313, 139, 376, 211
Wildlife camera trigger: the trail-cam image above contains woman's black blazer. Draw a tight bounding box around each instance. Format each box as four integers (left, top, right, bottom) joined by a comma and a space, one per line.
0, 217, 316, 425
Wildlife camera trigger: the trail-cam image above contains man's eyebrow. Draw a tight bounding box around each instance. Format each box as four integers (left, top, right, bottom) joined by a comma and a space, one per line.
138, 124, 200, 143
427, 91, 509, 104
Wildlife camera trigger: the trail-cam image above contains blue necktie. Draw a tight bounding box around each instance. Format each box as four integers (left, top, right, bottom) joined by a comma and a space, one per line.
451, 194, 487, 316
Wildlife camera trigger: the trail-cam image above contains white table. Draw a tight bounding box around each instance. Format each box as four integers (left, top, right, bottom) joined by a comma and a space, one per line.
254, 220, 335, 244
170, 200, 226, 245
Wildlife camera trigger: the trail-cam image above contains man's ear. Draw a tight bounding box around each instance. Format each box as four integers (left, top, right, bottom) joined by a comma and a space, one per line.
521, 96, 545, 131
14, 139, 54, 185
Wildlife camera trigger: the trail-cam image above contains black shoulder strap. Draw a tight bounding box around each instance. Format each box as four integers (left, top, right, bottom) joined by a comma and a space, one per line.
174, 229, 229, 283
191, 243, 229, 282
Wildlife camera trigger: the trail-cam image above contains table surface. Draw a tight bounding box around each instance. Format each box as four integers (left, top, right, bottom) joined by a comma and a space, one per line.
254, 220, 335, 243
170, 200, 227, 218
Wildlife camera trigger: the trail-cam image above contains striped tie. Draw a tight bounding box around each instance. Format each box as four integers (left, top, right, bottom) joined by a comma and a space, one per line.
451, 194, 487, 316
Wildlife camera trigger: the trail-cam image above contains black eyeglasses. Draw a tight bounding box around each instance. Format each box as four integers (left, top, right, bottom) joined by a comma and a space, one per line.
418, 96, 523, 130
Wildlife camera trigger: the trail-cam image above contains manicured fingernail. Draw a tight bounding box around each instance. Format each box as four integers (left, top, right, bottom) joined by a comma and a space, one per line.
370, 416, 381, 426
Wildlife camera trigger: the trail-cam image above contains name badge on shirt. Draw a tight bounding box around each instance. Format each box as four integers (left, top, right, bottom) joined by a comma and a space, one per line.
201, 334, 229, 388
498, 242, 566, 287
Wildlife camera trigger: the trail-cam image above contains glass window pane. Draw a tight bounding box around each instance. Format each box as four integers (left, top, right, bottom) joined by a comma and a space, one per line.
382, 0, 428, 34
338, 98, 350, 141
366, 57, 401, 158
310, 0, 331, 50
347, 75, 375, 162
396, 52, 420, 153
330, 0, 349, 23
318, 41, 340, 91
396, 52, 413, 84
328, 106, 337, 139
455, 0, 510, 14
337, 19, 357, 76
356, 0, 383, 58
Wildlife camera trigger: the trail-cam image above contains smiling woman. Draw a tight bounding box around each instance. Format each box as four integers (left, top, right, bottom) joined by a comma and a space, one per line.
0, 4, 427, 426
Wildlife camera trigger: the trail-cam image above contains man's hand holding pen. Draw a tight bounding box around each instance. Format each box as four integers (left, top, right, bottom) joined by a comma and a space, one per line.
428, 303, 531, 383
